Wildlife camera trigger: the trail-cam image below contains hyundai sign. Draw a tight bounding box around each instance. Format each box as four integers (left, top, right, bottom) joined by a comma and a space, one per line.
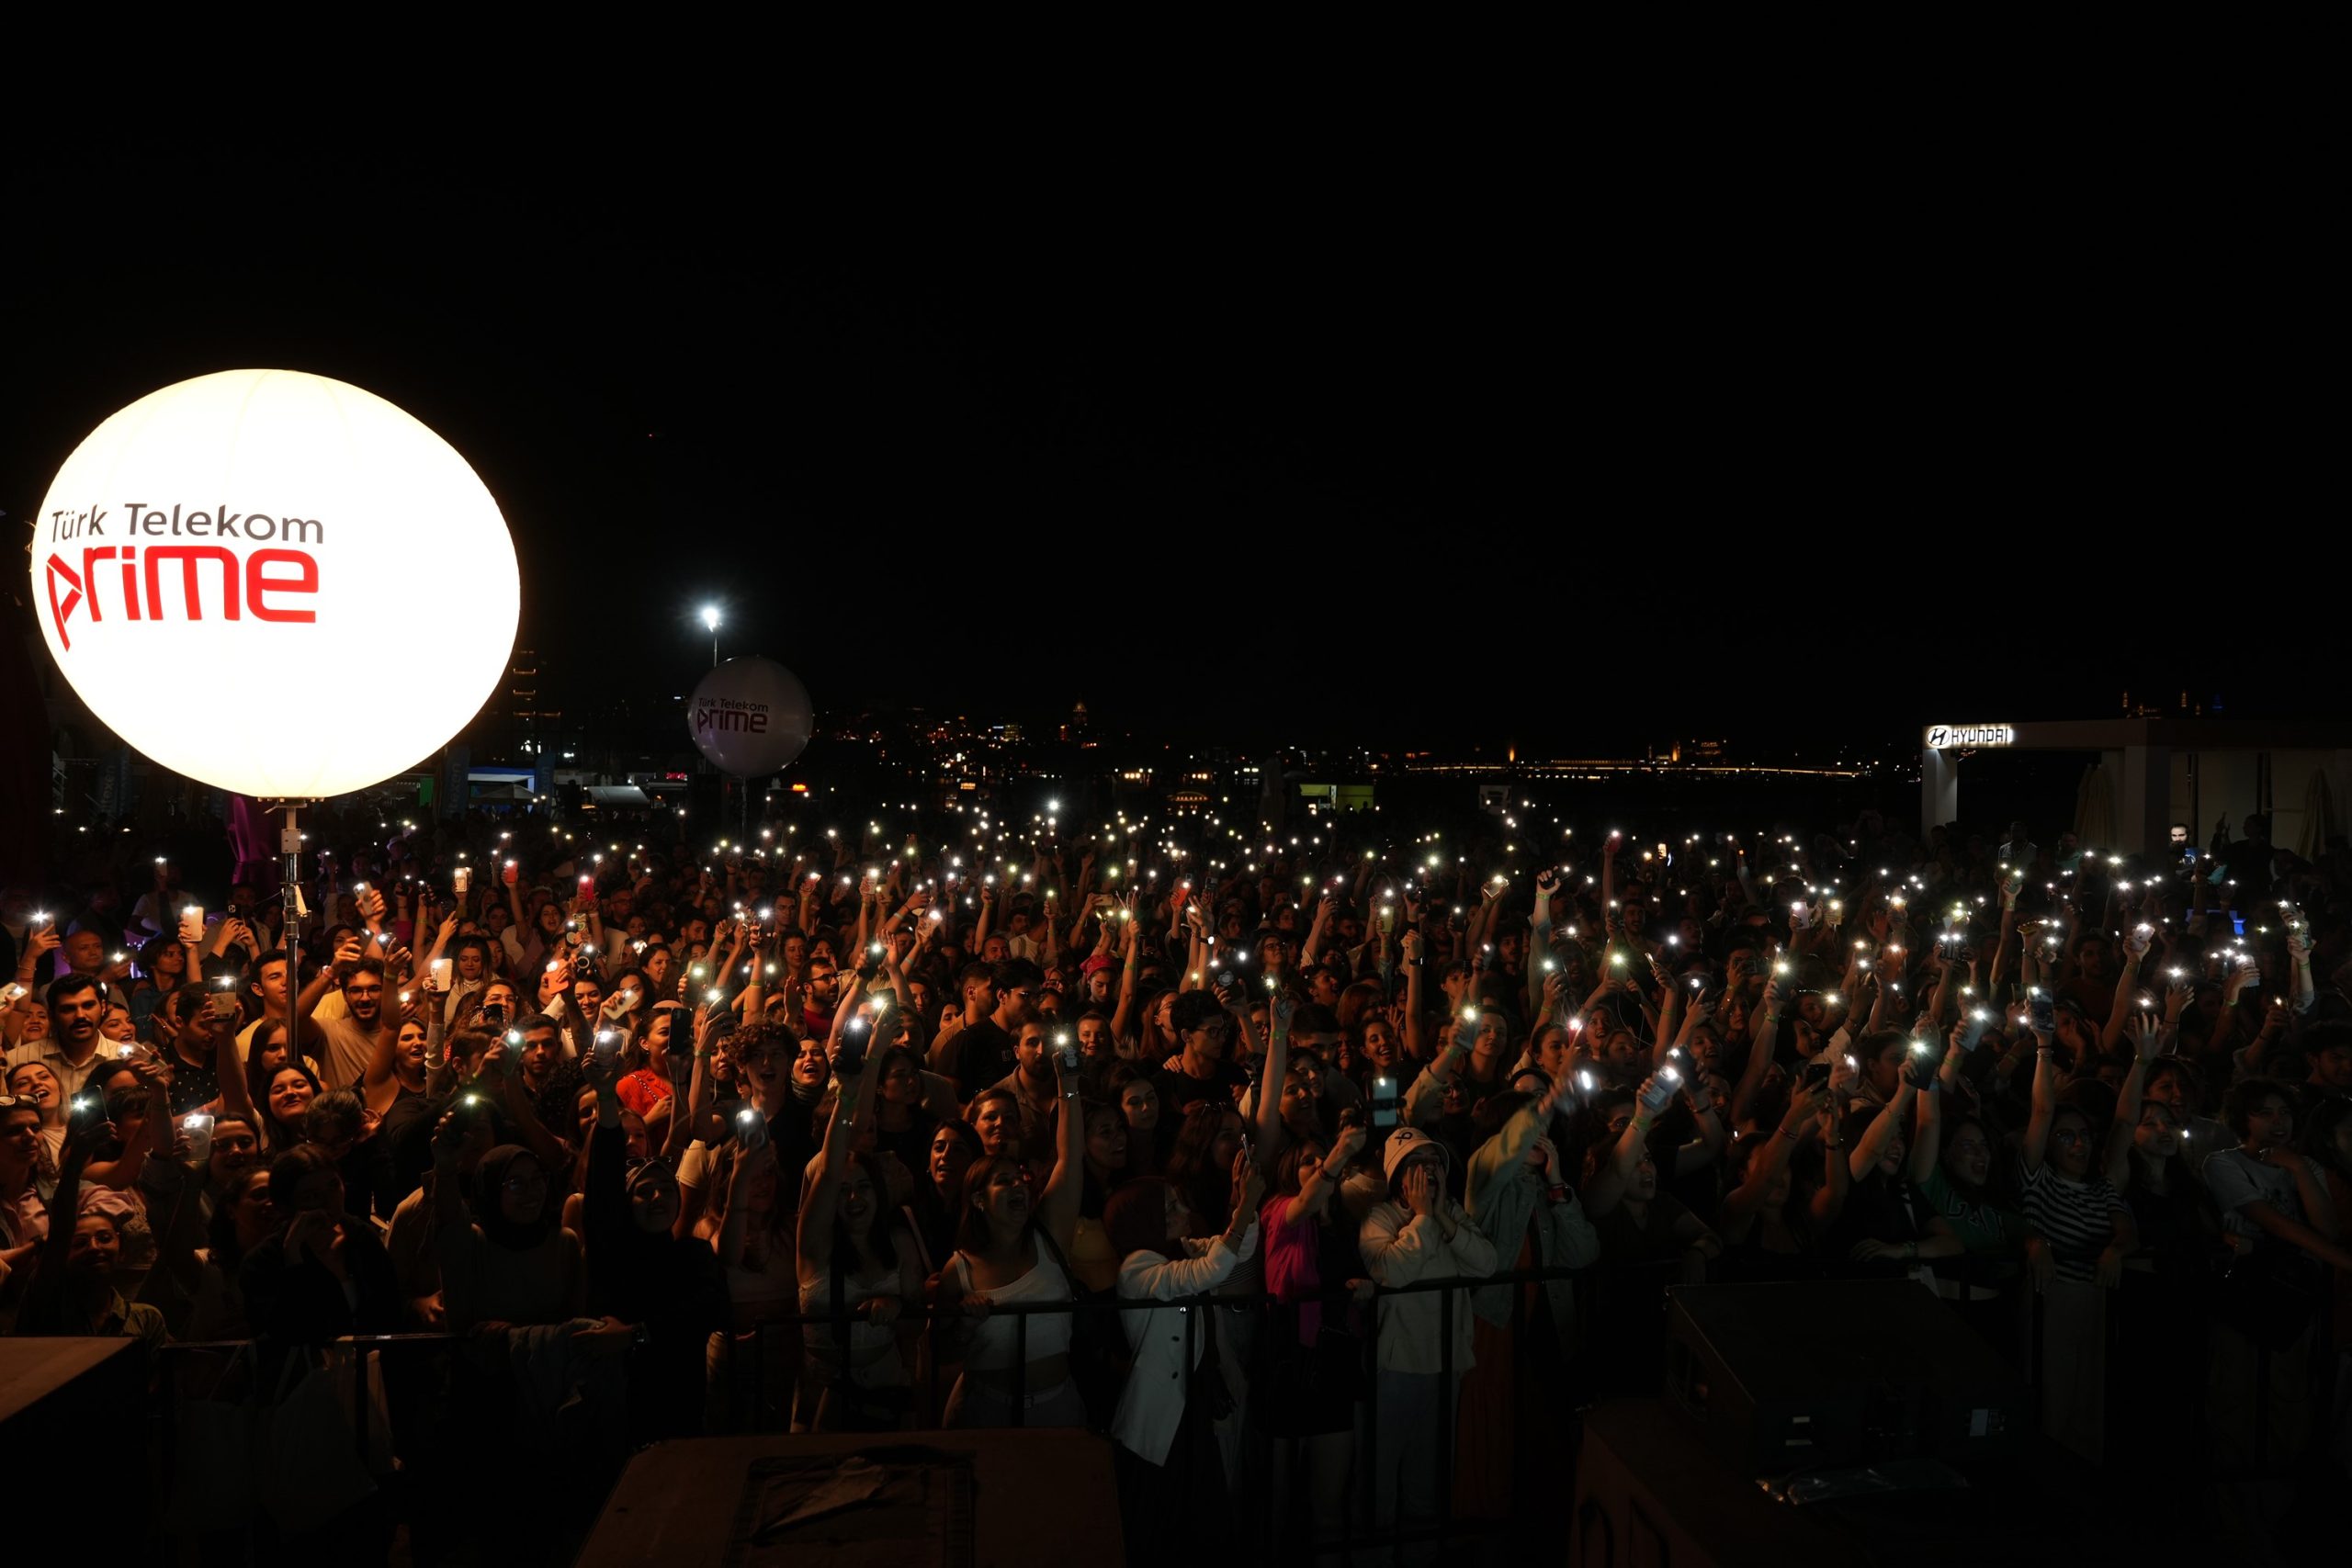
30, 369, 521, 798
1924, 724, 2017, 749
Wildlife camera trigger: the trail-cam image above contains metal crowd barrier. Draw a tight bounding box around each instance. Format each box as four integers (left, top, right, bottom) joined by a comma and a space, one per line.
141, 1250, 2338, 1559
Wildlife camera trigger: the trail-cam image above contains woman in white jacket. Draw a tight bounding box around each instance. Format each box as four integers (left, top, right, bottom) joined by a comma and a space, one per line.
1104, 1153, 1263, 1567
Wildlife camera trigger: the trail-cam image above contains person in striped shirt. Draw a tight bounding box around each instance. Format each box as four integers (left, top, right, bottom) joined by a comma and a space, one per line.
2020, 1018, 2137, 1463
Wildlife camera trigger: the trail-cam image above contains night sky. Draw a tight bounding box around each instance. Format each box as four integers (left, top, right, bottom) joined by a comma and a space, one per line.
6, 134, 2335, 758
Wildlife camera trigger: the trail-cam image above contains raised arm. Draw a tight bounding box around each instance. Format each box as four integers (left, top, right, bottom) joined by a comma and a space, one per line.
2287, 908, 2317, 1014
1727, 977, 1786, 1130
1987, 874, 2021, 993
1910, 1017, 1979, 1185
1109, 905, 1142, 1045
294, 941, 358, 1047
797, 1014, 889, 1273
1399, 930, 1427, 1059
1402, 1018, 1467, 1128
360, 998, 411, 1116
1847, 1079, 1918, 1183
1718, 1087, 1823, 1241
2105, 1010, 2165, 1190
2098, 925, 2150, 1055
1254, 991, 1293, 1165
1584, 1073, 1673, 1220
1650, 966, 1681, 1063
204, 1001, 254, 1123
1036, 1045, 1084, 1252
2020, 1013, 2059, 1174
1299, 892, 1335, 971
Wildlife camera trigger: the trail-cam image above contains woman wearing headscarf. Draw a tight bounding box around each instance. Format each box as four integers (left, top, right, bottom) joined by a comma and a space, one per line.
431, 1123, 582, 1331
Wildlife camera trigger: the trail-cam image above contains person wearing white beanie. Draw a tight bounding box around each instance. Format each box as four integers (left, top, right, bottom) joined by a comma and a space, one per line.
1357, 1124, 1496, 1561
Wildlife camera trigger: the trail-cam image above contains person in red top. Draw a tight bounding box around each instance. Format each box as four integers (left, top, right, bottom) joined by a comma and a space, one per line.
616, 1002, 688, 1121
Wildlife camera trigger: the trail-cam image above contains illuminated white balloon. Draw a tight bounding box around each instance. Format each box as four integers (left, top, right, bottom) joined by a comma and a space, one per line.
686, 656, 813, 777
30, 370, 519, 798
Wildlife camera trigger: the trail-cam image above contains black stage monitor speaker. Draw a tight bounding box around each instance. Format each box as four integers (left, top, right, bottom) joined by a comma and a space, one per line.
1666, 1279, 2031, 1476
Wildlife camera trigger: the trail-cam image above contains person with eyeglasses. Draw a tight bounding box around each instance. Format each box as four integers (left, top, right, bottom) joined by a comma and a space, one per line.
300, 942, 399, 1091
1152, 990, 1250, 1123
431, 1112, 580, 1334
3, 1062, 65, 1199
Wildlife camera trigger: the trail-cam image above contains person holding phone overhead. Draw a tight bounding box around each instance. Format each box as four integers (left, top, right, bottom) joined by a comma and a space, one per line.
933, 1027, 1085, 1428
793, 1005, 921, 1430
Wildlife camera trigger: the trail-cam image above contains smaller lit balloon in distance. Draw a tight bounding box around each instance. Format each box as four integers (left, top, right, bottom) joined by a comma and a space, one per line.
29, 369, 521, 799
687, 657, 813, 777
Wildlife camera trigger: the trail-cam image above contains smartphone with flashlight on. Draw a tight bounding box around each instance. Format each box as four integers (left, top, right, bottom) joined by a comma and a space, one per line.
1372, 1075, 1399, 1129
736, 1107, 769, 1153
834, 1030, 868, 1081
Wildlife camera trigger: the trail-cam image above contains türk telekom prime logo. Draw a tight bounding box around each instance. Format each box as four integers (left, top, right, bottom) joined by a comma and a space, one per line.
693, 694, 772, 735
29, 369, 521, 801
41, 503, 322, 650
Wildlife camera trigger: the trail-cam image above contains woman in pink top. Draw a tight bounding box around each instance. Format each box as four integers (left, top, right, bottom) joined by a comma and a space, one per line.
1256, 1120, 1374, 1558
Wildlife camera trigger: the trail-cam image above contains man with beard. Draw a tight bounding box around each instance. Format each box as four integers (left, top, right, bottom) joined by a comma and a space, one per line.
6, 975, 113, 1100
298, 945, 396, 1089
514, 1012, 583, 1135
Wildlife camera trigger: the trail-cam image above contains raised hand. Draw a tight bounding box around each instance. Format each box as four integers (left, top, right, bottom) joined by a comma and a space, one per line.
1635, 1073, 1675, 1116
582, 1036, 626, 1092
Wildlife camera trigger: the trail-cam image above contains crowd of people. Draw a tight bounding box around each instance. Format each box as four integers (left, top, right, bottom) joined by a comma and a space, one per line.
5, 801, 2349, 1562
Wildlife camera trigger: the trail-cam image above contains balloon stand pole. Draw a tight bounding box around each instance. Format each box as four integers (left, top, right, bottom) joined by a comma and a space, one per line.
265, 800, 312, 1054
